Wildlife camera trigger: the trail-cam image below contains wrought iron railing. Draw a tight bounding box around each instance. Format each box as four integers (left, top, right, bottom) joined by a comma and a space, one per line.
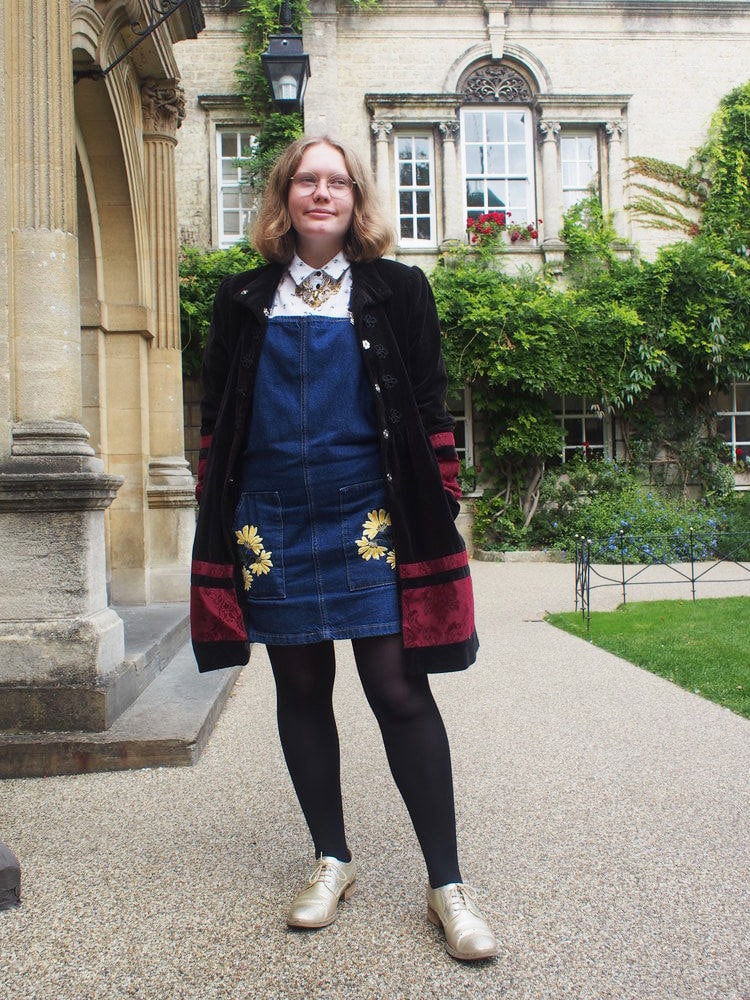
574, 530, 750, 628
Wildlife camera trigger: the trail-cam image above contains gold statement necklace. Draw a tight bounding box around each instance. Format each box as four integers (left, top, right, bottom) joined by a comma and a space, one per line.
294, 270, 345, 309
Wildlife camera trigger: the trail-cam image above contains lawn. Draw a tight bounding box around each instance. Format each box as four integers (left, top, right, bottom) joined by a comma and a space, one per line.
546, 596, 750, 720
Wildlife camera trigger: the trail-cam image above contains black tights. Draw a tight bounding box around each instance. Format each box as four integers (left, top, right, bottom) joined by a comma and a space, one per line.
267, 634, 461, 889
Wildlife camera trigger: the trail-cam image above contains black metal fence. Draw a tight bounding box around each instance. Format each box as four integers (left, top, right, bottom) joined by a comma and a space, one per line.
574, 530, 750, 627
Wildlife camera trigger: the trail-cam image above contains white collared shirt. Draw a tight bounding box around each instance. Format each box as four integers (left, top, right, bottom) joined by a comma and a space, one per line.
269, 252, 352, 318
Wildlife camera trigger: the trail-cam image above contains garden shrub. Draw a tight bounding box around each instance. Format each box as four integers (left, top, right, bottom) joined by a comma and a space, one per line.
530, 456, 731, 563
179, 243, 263, 376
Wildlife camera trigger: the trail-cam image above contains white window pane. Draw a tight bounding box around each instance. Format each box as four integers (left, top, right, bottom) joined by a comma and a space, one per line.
222, 189, 240, 209
508, 179, 528, 208
487, 180, 507, 208
486, 113, 503, 141
736, 415, 750, 440
399, 162, 413, 186
506, 113, 526, 141
466, 180, 485, 210
487, 145, 506, 174
465, 146, 484, 175
414, 137, 430, 159
415, 161, 430, 186
222, 160, 236, 181
507, 144, 527, 174
464, 113, 483, 141
562, 163, 579, 187
223, 212, 239, 235
416, 191, 430, 214
221, 132, 236, 157
400, 218, 413, 239
416, 217, 431, 240
399, 191, 413, 214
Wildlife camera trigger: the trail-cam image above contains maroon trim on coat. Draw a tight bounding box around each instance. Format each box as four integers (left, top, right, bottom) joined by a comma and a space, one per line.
190, 560, 245, 642
400, 575, 476, 649
192, 559, 234, 579
399, 550, 469, 579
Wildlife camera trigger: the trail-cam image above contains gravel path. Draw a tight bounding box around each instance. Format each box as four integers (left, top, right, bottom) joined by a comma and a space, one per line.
1, 562, 749, 1000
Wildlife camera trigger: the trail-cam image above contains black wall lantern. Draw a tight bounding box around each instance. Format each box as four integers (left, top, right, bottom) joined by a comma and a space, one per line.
261, 1, 311, 114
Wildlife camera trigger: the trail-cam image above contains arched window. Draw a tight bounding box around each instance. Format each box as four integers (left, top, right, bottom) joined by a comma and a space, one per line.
460, 62, 537, 226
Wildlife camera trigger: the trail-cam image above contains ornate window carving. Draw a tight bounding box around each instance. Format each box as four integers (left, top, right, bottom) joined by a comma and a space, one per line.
461, 64, 533, 105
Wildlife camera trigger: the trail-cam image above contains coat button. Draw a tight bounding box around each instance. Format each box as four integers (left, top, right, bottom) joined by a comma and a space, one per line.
386, 472, 393, 482
362, 339, 370, 350
382, 429, 390, 439
374, 383, 381, 392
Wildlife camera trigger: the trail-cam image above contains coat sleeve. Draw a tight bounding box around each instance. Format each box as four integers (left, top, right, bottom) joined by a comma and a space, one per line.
404, 266, 462, 514
196, 278, 237, 502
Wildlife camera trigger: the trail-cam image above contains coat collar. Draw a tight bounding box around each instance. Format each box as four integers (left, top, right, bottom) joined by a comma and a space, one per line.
233, 263, 285, 317
231, 258, 394, 317
350, 260, 394, 311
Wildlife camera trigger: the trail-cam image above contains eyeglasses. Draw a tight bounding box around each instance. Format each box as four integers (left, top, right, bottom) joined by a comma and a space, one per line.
289, 173, 356, 197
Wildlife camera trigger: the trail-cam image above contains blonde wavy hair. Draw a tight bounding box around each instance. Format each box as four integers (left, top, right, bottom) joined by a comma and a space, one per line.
252, 135, 393, 264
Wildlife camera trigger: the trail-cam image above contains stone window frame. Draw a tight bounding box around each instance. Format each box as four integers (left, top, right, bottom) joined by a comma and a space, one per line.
716, 382, 750, 465
215, 127, 256, 248
367, 77, 631, 253
560, 129, 601, 213
197, 95, 256, 248
461, 104, 538, 228
394, 132, 438, 248
447, 385, 476, 473
549, 395, 612, 464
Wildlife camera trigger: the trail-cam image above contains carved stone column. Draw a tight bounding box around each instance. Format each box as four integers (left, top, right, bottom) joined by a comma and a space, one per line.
439, 120, 464, 242
371, 120, 393, 218
142, 80, 195, 602
538, 119, 563, 245
0, 0, 124, 732
606, 119, 627, 240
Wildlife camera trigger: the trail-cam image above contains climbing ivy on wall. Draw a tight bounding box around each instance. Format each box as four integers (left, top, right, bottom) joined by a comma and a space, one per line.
431, 80, 750, 536
699, 80, 750, 249
235, 1, 382, 191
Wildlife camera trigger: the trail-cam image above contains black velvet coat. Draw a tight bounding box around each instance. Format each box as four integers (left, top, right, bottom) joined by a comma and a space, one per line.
190, 257, 479, 674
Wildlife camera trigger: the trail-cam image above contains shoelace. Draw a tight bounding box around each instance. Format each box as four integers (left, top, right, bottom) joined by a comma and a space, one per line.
442, 883, 482, 918
308, 859, 343, 890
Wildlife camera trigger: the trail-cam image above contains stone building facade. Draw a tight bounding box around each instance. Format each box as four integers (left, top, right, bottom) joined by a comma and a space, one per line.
0, 1, 203, 733
173, 1, 750, 474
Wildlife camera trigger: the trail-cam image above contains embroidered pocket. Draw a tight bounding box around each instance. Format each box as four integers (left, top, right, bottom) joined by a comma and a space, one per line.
233, 492, 286, 601
340, 481, 397, 592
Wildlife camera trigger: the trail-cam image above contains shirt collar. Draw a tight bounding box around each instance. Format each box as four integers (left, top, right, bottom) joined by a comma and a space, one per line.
289, 252, 350, 285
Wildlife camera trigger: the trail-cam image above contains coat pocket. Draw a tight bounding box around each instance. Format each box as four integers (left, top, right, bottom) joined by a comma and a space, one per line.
233, 492, 286, 601
340, 481, 398, 592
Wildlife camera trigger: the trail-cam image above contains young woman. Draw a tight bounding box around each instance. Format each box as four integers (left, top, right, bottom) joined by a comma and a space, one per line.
190, 135, 497, 962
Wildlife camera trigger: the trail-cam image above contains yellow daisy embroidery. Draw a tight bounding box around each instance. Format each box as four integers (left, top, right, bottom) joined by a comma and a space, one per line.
386, 549, 397, 569
362, 508, 391, 540
235, 524, 263, 555
356, 536, 387, 560
250, 550, 273, 575
241, 566, 253, 591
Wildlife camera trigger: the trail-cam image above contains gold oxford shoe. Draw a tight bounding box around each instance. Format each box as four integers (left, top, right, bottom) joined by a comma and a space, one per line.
426, 883, 499, 961
286, 856, 356, 929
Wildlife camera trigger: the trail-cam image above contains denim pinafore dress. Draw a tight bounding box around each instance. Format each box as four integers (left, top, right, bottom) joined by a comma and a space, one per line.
233, 313, 401, 645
